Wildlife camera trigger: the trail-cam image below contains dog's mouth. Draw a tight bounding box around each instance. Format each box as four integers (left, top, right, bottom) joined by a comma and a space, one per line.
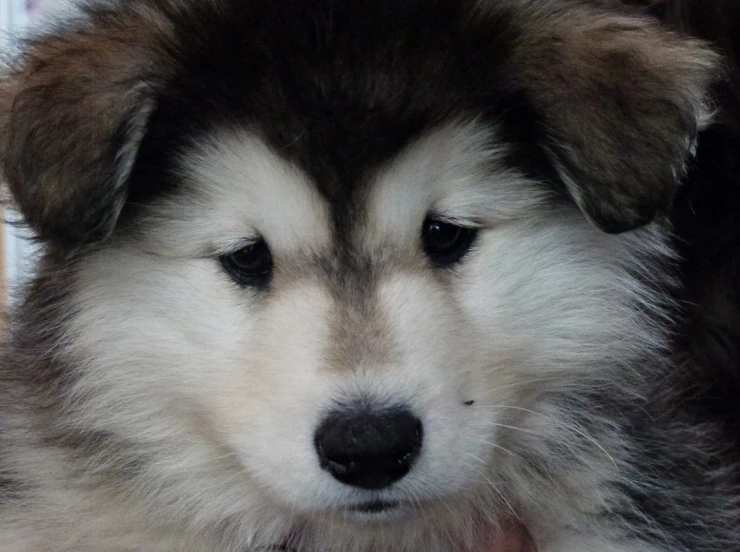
347, 499, 400, 514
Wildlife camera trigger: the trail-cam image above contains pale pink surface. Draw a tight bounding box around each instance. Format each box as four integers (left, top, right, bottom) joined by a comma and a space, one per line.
478, 523, 536, 552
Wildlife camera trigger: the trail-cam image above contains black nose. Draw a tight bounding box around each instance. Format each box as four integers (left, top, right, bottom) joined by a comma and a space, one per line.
314, 407, 423, 490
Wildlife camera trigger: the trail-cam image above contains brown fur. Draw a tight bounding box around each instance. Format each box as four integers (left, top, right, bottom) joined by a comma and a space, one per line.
502, 1, 718, 232
0, 2, 174, 246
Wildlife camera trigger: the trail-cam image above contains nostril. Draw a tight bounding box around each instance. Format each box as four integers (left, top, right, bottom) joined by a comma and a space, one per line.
314, 406, 423, 490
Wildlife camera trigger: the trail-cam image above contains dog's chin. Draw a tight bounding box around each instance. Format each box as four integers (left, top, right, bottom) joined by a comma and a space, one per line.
265, 500, 536, 552
266, 525, 536, 552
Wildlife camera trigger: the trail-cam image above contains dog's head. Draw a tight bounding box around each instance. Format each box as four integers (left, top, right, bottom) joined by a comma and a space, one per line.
0, 0, 717, 549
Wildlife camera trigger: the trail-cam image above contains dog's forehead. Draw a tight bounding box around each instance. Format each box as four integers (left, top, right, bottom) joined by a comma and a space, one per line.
121, 0, 566, 254
173, 122, 505, 253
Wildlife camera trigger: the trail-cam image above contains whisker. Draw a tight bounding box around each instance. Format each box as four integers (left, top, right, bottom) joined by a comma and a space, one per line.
481, 404, 618, 465
462, 454, 520, 522
487, 416, 618, 469
466, 438, 518, 458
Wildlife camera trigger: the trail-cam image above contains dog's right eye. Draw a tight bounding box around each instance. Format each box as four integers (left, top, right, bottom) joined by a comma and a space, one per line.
422, 217, 478, 268
219, 239, 273, 289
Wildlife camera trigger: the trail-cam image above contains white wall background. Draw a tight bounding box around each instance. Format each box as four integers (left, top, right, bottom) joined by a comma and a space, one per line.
36, 0, 75, 17
1, 0, 33, 302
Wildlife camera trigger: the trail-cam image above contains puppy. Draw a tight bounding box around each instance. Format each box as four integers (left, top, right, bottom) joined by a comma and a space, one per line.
0, 1, 737, 551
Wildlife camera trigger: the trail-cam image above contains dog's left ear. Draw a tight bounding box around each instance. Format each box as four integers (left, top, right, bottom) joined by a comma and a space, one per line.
507, 6, 719, 233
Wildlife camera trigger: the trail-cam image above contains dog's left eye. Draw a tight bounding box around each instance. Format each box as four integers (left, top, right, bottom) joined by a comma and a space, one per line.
219, 239, 273, 289
422, 217, 478, 268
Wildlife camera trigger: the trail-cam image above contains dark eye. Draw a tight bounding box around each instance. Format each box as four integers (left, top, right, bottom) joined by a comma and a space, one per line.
219, 239, 273, 289
422, 217, 478, 268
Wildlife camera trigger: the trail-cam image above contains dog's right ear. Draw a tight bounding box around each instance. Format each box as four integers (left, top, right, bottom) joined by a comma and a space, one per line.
0, 5, 171, 246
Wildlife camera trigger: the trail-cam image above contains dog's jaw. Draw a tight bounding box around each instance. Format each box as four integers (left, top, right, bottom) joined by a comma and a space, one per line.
264, 520, 536, 552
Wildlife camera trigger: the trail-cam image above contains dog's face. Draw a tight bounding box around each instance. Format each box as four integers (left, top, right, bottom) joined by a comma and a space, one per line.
0, 0, 717, 550
69, 122, 678, 549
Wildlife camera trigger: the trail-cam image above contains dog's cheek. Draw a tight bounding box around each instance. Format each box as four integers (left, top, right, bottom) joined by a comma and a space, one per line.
457, 214, 672, 380
207, 283, 341, 502
71, 248, 345, 507
453, 225, 552, 378
68, 250, 255, 401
